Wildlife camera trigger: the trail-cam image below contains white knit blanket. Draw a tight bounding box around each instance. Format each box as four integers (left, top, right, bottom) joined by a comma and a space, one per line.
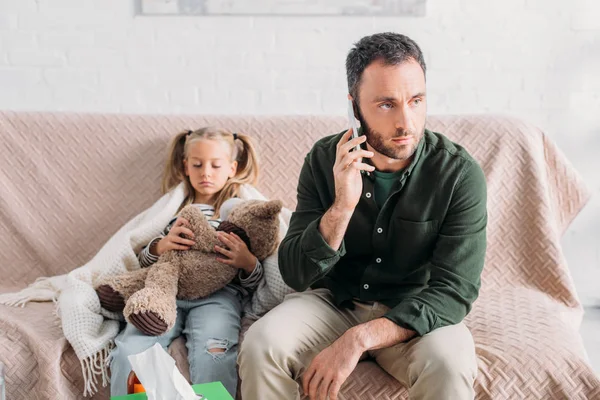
0, 183, 293, 396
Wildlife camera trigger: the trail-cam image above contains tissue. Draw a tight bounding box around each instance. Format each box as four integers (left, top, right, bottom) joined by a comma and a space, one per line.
128, 343, 200, 400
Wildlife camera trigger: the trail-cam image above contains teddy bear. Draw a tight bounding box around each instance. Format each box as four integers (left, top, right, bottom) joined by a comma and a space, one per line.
95, 199, 282, 336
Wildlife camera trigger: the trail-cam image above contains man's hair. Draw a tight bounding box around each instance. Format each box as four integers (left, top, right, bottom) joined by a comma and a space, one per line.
346, 32, 426, 103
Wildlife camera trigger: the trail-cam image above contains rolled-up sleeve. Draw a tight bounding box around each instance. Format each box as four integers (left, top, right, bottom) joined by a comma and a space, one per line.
278, 154, 346, 292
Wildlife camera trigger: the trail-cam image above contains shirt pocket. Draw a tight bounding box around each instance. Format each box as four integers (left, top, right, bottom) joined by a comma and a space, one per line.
391, 218, 439, 268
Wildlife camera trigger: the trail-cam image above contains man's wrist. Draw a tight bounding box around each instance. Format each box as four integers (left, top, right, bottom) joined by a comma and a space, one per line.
347, 318, 416, 352
329, 201, 355, 219
349, 324, 371, 352
318, 202, 354, 251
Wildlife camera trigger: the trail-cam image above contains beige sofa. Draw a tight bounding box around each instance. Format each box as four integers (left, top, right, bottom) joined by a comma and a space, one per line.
0, 111, 599, 399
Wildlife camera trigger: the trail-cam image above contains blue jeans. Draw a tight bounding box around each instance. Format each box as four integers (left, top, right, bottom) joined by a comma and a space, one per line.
109, 285, 243, 397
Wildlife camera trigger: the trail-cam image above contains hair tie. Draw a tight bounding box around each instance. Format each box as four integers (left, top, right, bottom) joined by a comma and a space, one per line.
186, 130, 193, 136
232, 132, 238, 140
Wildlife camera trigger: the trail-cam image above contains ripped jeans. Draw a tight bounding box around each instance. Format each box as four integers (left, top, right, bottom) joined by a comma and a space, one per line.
110, 285, 243, 397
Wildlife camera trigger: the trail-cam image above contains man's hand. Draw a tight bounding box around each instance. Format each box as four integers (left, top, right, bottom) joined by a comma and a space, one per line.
302, 318, 416, 400
318, 129, 374, 251
302, 330, 363, 400
332, 129, 374, 212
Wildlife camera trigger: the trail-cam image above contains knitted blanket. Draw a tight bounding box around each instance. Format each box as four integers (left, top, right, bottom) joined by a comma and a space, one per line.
0, 183, 293, 396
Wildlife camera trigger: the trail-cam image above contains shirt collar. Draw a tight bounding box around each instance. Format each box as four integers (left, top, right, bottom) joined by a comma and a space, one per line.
404, 130, 427, 178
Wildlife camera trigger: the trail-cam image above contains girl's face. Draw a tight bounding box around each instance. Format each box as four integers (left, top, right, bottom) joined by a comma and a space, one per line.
183, 139, 237, 204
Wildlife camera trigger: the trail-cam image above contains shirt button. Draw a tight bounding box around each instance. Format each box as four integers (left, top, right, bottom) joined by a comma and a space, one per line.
363, 284, 370, 290
377, 228, 383, 234
376, 258, 382, 263
365, 192, 372, 198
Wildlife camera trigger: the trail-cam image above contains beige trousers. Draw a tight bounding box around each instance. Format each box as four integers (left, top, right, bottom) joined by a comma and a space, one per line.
238, 289, 477, 400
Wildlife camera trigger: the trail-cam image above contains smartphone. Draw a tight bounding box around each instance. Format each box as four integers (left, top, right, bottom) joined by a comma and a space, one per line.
347, 99, 361, 152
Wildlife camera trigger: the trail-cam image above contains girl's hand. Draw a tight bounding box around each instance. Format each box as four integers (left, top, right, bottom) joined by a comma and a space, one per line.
154, 217, 196, 256
215, 232, 257, 273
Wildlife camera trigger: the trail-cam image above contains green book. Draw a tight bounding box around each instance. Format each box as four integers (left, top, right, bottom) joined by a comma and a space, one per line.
110, 381, 233, 400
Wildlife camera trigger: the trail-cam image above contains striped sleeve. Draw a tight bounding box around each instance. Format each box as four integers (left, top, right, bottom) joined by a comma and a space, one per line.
137, 218, 174, 268
137, 205, 219, 268
138, 235, 164, 268
238, 260, 264, 291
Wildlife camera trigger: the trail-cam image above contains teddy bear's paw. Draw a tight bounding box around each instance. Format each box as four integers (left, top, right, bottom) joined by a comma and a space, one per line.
129, 311, 168, 336
124, 288, 177, 335
96, 284, 125, 312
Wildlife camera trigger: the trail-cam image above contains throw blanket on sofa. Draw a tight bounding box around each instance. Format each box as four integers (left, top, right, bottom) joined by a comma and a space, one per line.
0, 183, 293, 396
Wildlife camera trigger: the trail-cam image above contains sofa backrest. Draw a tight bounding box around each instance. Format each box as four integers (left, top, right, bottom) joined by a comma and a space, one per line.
0, 112, 588, 310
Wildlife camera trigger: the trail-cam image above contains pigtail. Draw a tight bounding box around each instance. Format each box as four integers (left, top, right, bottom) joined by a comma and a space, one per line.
162, 130, 195, 210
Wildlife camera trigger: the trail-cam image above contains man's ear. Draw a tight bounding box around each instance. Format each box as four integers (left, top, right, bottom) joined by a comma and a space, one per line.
348, 93, 360, 118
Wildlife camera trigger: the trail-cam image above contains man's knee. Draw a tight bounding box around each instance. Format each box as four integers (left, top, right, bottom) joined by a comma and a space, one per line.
422, 349, 476, 379
411, 324, 477, 382
240, 318, 277, 359
239, 316, 298, 368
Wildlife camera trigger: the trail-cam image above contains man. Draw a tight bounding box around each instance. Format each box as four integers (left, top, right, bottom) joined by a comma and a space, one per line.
238, 32, 487, 400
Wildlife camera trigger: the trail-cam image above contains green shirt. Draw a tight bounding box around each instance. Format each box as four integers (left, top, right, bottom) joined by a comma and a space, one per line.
373, 169, 404, 208
278, 129, 487, 337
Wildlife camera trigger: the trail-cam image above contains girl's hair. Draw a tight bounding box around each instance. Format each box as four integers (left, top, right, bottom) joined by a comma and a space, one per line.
161, 127, 259, 217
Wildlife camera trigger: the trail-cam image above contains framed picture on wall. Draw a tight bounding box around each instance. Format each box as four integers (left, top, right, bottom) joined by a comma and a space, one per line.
136, 0, 426, 16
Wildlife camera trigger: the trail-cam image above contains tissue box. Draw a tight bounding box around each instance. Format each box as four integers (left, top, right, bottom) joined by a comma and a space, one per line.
110, 381, 233, 400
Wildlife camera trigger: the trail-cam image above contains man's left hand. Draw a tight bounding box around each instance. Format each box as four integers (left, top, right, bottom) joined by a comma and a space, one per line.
302, 329, 363, 400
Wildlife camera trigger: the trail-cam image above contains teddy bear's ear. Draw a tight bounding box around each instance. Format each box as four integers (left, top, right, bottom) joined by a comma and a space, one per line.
179, 205, 197, 220
178, 205, 208, 226
250, 200, 283, 219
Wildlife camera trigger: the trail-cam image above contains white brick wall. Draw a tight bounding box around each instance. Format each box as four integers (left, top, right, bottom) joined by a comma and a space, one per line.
0, 0, 599, 304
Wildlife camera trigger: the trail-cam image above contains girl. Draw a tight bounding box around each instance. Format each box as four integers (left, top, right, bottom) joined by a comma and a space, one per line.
110, 127, 263, 398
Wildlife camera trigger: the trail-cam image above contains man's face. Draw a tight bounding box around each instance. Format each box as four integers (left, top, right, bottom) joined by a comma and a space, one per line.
354, 58, 427, 162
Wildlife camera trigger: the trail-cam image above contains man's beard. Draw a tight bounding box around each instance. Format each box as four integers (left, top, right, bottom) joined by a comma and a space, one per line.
356, 109, 424, 161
